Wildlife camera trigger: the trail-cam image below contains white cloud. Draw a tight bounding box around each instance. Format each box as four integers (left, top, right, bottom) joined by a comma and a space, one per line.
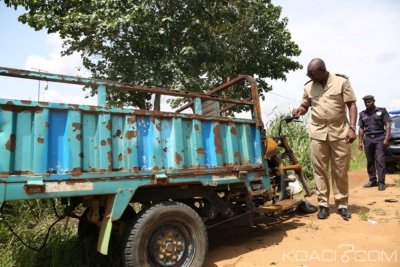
263, 0, 400, 122
23, 33, 96, 105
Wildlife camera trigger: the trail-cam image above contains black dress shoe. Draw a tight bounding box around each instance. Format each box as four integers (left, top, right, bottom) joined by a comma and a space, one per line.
317, 206, 330, 219
298, 201, 318, 214
338, 208, 351, 220
378, 183, 386, 191
363, 181, 378, 188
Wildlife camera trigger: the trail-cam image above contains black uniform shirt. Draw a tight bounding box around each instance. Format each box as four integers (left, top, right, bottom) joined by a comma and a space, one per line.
358, 107, 391, 134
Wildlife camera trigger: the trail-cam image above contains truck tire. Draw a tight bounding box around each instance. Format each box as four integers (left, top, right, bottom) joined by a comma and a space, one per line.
123, 201, 207, 267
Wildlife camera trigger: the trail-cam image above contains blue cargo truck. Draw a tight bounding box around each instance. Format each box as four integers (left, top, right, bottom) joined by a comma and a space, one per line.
0, 67, 311, 266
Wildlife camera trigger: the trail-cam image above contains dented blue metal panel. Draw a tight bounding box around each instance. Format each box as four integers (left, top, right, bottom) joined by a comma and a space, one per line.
0, 99, 263, 178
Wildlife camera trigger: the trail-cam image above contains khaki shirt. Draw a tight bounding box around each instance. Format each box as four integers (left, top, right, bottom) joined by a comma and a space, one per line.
301, 73, 357, 141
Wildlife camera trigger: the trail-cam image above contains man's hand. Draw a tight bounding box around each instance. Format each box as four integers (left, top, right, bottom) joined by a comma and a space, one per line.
292, 106, 307, 117
383, 137, 390, 149
345, 128, 356, 144
358, 142, 364, 151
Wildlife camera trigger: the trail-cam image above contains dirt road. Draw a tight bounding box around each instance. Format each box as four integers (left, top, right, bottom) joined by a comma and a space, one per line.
205, 170, 400, 267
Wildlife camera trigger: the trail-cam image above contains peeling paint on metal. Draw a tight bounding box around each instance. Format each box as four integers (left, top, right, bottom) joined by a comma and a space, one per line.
196, 147, 205, 155
126, 130, 137, 140
213, 125, 222, 154
72, 122, 81, 132
46, 181, 93, 192
175, 152, 182, 164
6, 134, 16, 152
230, 127, 237, 136
106, 120, 112, 130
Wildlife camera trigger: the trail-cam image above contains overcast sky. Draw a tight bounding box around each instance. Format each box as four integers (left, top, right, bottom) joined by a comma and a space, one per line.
1, 0, 400, 120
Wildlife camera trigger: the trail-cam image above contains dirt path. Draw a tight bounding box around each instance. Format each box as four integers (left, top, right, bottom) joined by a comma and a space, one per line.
204, 170, 400, 267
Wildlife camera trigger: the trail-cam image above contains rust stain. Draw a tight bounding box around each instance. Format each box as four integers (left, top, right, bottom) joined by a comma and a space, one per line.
6, 134, 16, 152
79, 152, 84, 158
72, 122, 81, 132
89, 106, 96, 111
76, 134, 81, 141
107, 151, 112, 162
70, 168, 83, 176
13, 170, 33, 175
89, 168, 106, 174
230, 127, 237, 136
101, 140, 107, 146
107, 138, 112, 145
213, 125, 222, 154
38, 101, 49, 106
45, 122, 49, 128
118, 153, 123, 161
194, 124, 200, 131
34, 109, 43, 114
234, 151, 240, 158
175, 152, 183, 165
126, 130, 137, 140
21, 100, 32, 105
156, 123, 161, 131
116, 129, 122, 137
37, 137, 44, 144
127, 148, 132, 154
128, 115, 136, 124
196, 147, 205, 155
106, 120, 112, 130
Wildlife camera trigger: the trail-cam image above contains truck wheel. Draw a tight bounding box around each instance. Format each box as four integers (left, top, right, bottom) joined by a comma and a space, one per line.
123, 201, 207, 267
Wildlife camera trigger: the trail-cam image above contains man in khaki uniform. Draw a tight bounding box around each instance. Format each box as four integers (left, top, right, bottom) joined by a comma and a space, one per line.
293, 58, 357, 220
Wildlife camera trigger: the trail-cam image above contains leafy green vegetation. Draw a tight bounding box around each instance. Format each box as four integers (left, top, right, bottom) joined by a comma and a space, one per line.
5, 0, 302, 109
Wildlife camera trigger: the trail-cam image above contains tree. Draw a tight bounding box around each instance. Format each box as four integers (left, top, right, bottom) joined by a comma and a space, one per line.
5, 0, 302, 109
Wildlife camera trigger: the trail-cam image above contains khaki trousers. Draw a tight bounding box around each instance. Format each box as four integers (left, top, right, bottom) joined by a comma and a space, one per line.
310, 138, 351, 209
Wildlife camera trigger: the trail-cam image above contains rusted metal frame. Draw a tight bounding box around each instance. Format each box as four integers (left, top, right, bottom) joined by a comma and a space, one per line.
2, 165, 265, 182
0, 67, 253, 107
219, 97, 252, 113
0, 99, 258, 125
175, 75, 254, 113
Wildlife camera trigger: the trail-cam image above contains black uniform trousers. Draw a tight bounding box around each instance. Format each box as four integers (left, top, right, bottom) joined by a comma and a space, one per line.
363, 134, 386, 184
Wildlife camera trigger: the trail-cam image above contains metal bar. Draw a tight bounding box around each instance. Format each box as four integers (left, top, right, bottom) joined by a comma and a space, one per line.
0, 67, 253, 106
175, 75, 256, 113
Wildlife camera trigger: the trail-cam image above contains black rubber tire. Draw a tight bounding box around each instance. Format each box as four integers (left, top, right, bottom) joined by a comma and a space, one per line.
123, 201, 208, 267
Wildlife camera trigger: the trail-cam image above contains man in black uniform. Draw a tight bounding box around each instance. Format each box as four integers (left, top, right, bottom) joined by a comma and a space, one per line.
358, 95, 391, 191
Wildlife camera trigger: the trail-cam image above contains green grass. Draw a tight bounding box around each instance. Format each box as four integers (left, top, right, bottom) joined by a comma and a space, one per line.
349, 139, 367, 171
357, 208, 370, 221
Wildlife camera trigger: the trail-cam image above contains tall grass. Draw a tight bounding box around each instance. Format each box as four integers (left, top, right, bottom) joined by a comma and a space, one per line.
266, 113, 366, 178
266, 114, 313, 178
0, 200, 120, 267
